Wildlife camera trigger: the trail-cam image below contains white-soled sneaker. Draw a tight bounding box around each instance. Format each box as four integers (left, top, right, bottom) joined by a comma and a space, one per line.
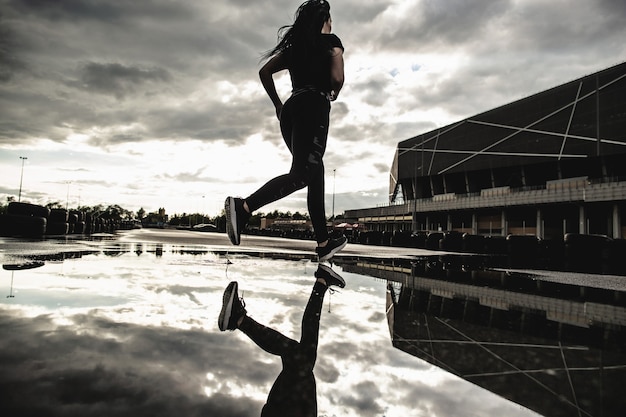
218, 281, 247, 331
225, 197, 250, 245
315, 235, 347, 261
314, 263, 346, 288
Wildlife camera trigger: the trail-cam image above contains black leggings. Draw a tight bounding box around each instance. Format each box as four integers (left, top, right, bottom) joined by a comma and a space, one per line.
245, 91, 330, 243
239, 281, 327, 417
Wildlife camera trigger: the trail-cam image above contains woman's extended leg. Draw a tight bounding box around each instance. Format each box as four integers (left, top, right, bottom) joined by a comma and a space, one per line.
239, 316, 299, 357
297, 281, 327, 372
239, 279, 329, 362
295, 265, 346, 371
292, 95, 330, 244
244, 93, 330, 243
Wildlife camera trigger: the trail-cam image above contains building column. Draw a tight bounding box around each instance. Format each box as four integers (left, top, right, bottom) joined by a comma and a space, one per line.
613, 204, 621, 239
447, 214, 452, 232
579, 205, 586, 234
536, 208, 543, 239
472, 213, 478, 235
501, 210, 507, 236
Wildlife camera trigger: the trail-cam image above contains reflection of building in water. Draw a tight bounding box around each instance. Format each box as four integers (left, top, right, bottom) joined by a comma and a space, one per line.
338, 257, 626, 417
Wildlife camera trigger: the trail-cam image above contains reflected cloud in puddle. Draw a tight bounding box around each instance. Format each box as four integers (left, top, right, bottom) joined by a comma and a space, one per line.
1, 237, 564, 416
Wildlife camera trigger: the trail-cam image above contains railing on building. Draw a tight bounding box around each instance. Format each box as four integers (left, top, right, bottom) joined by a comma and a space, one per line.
349, 178, 626, 219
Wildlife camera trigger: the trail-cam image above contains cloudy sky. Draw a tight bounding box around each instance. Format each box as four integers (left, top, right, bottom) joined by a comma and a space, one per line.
1, 0, 625, 218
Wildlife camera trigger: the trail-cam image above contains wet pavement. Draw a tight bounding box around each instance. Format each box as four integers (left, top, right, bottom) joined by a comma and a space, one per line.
1, 228, 624, 416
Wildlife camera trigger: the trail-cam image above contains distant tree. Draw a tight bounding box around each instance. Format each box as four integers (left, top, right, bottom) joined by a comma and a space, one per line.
0, 198, 9, 214
213, 212, 226, 232
168, 214, 183, 226
248, 213, 262, 228
45, 201, 65, 209
88, 204, 105, 214
137, 207, 146, 220
167, 212, 215, 227
293, 211, 307, 220
99, 204, 133, 221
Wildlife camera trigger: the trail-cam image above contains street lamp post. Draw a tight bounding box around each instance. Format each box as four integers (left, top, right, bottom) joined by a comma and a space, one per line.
18, 156, 27, 202
331, 169, 336, 225
66, 181, 72, 210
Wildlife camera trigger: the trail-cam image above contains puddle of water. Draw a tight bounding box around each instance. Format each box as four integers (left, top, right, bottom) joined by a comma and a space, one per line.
4, 235, 620, 416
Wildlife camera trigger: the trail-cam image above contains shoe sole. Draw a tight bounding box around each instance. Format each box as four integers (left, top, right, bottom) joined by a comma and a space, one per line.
225, 197, 240, 245
218, 281, 237, 331
318, 263, 345, 288
318, 238, 347, 262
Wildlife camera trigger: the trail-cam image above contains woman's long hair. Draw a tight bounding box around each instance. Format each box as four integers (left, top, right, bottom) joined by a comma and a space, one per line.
261, 0, 331, 61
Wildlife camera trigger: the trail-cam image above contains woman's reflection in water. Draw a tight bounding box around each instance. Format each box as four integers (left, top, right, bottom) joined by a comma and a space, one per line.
219, 263, 345, 417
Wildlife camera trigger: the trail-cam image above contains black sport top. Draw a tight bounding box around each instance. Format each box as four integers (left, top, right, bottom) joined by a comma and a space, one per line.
285, 33, 344, 94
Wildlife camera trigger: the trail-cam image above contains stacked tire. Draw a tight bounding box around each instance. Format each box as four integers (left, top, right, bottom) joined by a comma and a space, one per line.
83, 213, 96, 235
46, 208, 69, 235
564, 233, 611, 273
70, 211, 86, 234
0, 202, 49, 237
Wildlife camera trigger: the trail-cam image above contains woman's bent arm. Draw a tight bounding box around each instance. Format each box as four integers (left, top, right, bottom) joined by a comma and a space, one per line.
329, 47, 344, 101
259, 53, 288, 118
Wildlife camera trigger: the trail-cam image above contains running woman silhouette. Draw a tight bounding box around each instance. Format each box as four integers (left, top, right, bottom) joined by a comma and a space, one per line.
225, 0, 347, 261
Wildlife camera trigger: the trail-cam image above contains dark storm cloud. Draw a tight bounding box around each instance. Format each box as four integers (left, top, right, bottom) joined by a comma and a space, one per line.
509, 0, 626, 53
373, 162, 389, 174
3, 0, 273, 73
0, 309, 265, 416
375, 0, 624, 57
332, 119, 400, 147
341, 380, 384, 413
0, 88, 77, 141
72, 62, 172, 99
378, 0, 513, 51
0, 14, 24, 82
390, 121, 438, 142
143, 97, 269, 143
0, 0, 271, 147
332, 0, 389, 24
401, 73, 497, 121
8, 0, 194, 23
329, 100, 348, 120
360, 76, 394, 107
599, 0, 626, 17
